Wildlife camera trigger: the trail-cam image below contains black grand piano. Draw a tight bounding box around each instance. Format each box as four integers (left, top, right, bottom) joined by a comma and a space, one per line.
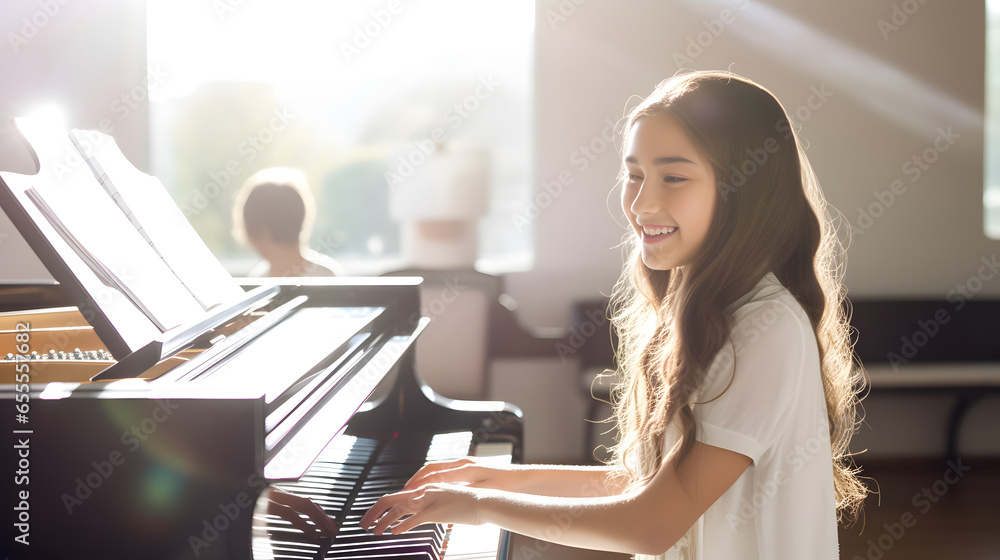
0, 118, 523, 559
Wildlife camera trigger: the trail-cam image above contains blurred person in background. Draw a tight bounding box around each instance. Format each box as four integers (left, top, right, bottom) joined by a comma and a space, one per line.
233, 167, 343, 277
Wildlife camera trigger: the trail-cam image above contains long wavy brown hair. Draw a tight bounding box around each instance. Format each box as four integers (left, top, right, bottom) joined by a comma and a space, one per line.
608, 71, 867, 523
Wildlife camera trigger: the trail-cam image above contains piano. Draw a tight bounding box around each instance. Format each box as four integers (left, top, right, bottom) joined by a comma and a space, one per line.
0, 119, 523, 560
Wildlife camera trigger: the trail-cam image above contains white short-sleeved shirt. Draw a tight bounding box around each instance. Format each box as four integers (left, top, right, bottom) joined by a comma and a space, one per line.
640, 272, 838, 560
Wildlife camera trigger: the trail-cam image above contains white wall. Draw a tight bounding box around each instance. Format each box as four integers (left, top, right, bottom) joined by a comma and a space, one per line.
0, 0, 147, 281
2, 0, 992, 310
509, 0, 993, 328
1, 0, 996, 461
501, 0, 999, 462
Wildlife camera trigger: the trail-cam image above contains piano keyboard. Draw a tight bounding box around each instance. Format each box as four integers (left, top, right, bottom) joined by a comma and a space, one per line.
252, 431, 510, 560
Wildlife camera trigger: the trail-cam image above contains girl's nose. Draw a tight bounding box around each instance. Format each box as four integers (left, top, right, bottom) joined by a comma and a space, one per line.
630, 181, 658, 216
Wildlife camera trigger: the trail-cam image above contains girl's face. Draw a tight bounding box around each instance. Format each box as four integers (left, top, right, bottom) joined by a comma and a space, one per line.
621, 112, 717, 271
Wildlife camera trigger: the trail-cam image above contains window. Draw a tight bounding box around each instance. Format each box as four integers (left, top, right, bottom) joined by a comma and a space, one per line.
987, 0, 1000, 237
147, 0, 533, 274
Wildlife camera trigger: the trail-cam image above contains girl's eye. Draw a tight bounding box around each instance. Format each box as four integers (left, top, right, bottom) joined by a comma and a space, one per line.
664, 176, 687, 184
628, 174, 643, 183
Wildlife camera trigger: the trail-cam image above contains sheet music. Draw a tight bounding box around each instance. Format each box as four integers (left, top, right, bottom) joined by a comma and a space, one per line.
24, 188, 162, 328
0, 177, 162, 352
23, 182, 204, 333
69, 129, 245, 310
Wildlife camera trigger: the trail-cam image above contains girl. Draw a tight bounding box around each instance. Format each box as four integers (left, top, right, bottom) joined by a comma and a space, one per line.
361, 70, 867, 559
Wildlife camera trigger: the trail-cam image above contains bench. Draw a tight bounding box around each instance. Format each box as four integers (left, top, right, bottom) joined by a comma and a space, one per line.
575, 298, 1000, 462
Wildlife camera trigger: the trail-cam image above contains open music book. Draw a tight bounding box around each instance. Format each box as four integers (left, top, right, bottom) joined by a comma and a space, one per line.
69, 128, 244, 311
0, 117, 245, 349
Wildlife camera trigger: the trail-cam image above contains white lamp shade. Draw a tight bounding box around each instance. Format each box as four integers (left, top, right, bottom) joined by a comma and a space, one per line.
389, 143, 489, 221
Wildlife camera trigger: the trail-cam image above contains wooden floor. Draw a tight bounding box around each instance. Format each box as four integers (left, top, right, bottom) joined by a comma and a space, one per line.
508, 459, 1000, 559
838, 458, 1000, 560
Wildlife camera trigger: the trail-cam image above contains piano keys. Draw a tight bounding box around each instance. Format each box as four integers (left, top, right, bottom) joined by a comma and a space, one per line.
0, 118, 524, 559
253, 430, 512, 560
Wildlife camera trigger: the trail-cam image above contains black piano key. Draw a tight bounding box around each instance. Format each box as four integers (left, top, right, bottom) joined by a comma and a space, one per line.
333, 524, 445, 548
328, 553, 435, 560
324, 539, 438, 559
255, 431, 478, 560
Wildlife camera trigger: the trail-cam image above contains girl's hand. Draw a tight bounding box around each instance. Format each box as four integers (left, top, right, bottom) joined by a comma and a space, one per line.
360, 483, 487, 535
263, 487, 339, 539
403, 458, 508, 491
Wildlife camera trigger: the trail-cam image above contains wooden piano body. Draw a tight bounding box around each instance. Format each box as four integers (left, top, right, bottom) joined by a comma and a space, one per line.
0, 120, 523, 559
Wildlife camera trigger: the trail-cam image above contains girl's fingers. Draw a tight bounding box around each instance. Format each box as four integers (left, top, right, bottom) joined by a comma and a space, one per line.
363, 485, 479, 536
266, 489, 339, 537
404, 466, 461, 489
404, 458, 476, 490
374, 495, 428, 535
359, 497, 390, 531
412, 458, 472, 480
371, 504, 403, 535
269, 488, 339, 536
391, 508, 433, 534
361, 489, 423, 534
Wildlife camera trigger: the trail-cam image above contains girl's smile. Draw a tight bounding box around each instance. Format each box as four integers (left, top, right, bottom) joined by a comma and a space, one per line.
639, 225, 678, 244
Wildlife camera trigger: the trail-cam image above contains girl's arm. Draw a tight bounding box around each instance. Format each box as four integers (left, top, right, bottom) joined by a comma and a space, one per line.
403, 459, 623, 497
362, 441, 752, 556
